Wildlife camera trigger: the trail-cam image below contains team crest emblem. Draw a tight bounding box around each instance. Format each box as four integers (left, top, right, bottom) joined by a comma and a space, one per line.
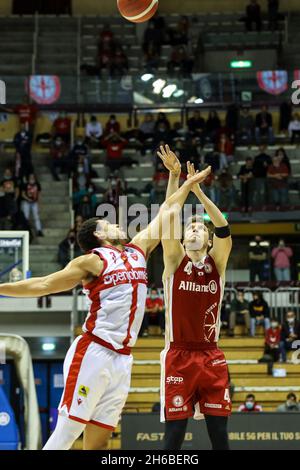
257, 70, 288, 95
131, 253, 138, 261
204, 263, 212, 274
209, 280, 217, 294
172, 395, 184, 408
78, 385, 90, 398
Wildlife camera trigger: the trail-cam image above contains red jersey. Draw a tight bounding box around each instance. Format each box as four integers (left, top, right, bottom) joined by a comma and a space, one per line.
163, 254, 223, 346
265, 327, 281, 346
146, 297, 164, 316
104, 141, 127, 159
15, 104, 38, 124
53, 117, 71, 135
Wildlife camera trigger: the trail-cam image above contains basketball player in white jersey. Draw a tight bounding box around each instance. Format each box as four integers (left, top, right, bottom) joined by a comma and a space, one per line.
0, 146, 207, 450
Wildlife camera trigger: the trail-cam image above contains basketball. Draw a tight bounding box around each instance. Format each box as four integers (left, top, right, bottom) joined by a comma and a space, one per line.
117, 0, 159, 23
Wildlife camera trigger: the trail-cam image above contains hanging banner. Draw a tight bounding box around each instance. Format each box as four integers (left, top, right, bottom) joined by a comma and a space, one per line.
257, 70, 288, 95
27, 75, 61, 104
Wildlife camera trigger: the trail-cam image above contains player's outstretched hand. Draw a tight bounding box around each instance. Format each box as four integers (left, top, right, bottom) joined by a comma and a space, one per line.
186, 162, 211, 189
157, 144, 181, 177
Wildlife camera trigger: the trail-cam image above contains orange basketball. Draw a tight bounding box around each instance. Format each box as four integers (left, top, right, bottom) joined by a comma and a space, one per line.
117, 0, 159, 23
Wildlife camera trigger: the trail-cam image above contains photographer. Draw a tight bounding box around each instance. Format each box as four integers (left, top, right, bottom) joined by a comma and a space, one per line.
271, 239, 293, 281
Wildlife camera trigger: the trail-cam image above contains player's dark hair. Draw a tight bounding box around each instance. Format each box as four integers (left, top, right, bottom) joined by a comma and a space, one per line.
246, 394, 255, 400
77, 217, 101, 252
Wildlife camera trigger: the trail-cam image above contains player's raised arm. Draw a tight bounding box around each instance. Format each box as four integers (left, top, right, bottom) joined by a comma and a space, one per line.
157, 144, 181, 200
0, 254, 103, 298
187, 162, 232, 276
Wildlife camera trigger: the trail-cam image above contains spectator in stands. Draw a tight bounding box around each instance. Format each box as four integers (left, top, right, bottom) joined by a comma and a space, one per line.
238, 157, 254, 213
21, 173, 43, 237
202, 169, 218, 205
238, 394, 263, 412
72, 164, 90, 193
143, 19, 164, 56
218, 133, 234, 170
103, 172, 127, 209
50, 136, 68, 181
76, 194, 94, 220
167, 46, 193, 77
168, 16, 190, 46
267, 154, 289, 209
255, 105, 274, 145
249, 292, 271, 336
155, 112, 170, 132
268, 0, 280, 31
104, 114, 121, 136
216, 168, 236, 210
85, 115, 103, 147
143, 43, 160, 72
275, 147, 291, 174
204, 148, 221, 174
69, 136, 90, 176
58, 228, 81, 268
139, 287, 165, 337
252, 145, 272, 207
111, 45, 128, 77
271, 239, 293, 281
74, 214, 84, 234
264, 319, 281, 362
238, 107, 254, 145
52, 112, 71, 144
0, 169, 19, 230
183, 137, 200, 166
153, 124, 171, 151
277, 393, 300, 412
187, 110, 206, 145
99, 23, 114, 46
73, 182, 97, 214
288, 113, 300, 144
206, 111, 221, 143
103, 132, 128, 172
280, 310, 300, 362
139, 113, 155, 141
249, 235, 268, 281
169, 122, 186, 144
0, 168, 20, 201
245, 0, 262, 32
14, 94, 38, 133
229, 290, 251, 337
14, 124, 33, 179
150, 162, 169, 205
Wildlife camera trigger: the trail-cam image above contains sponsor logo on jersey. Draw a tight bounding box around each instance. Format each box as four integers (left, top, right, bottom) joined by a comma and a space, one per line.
166, 376, 184, 384
204, 263, 213, 274
178, 280, 218, 294
204, 403, 222, 409
168, 405, 188, 413
78, 385, 90, 398
172, 395, 184, 407
104, 268, 148, 286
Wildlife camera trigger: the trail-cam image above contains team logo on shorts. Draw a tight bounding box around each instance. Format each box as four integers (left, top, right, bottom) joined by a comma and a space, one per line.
204, 263, 213, 274
172, 395, 184, 408
78, 385, 90, 398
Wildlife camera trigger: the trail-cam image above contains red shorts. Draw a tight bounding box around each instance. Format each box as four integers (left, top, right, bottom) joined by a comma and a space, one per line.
160, 345, 232, 422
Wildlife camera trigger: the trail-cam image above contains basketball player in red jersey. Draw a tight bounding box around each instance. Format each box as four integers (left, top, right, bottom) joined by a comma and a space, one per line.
0, 146, 208, 450
159, 154, 232, 450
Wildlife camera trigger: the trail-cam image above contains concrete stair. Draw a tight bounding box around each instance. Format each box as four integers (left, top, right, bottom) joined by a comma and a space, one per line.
29, 153, 71, 276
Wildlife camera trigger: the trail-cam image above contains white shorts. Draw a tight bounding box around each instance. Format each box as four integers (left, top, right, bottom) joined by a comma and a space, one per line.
58, 334, 133, 430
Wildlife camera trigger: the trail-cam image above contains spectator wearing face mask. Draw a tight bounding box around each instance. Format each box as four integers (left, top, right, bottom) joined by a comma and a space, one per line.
14, 123, 34, 179
21, 173, 43, 237
73, 183, 97, 213
85, 115, 103, 146
238, 394, 263, 412
288, 114, 300, 144
229, 290, 251, 337
58, 228, 82, 268
69, 137, 90, 176
104, 114, 121, 136
264, 319, 281, 362
52, 112, 71, 144
248, 235, 268, 282
280, 311, 300, 362
249, 292, 271, 337
139, 287, 165, 337
277, 393, 300, 412
271, 239, 293, 282
50, 136, 68, 181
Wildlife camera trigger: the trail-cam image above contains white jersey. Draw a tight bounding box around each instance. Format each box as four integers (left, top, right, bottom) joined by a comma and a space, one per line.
82, 244, 148, 353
